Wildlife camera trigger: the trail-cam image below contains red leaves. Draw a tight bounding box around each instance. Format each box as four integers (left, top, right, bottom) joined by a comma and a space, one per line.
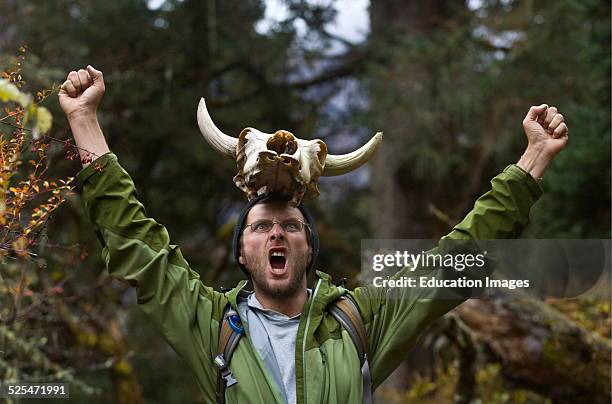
0, 48, 74, 261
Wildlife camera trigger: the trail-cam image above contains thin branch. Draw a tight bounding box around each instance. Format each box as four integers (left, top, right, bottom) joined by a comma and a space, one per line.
0, 119, 31, 131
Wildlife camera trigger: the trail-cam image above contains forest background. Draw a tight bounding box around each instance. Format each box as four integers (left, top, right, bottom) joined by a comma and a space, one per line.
0, 0, 610, 403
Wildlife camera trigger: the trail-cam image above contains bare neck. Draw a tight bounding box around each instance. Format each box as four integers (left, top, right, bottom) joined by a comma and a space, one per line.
253, 287, 309, 317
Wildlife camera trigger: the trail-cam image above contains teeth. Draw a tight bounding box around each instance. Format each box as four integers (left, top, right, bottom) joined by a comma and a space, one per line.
271, 251, 285, 257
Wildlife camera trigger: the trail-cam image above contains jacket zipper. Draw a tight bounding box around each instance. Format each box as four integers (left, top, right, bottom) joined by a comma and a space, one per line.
301, 278, 322, 404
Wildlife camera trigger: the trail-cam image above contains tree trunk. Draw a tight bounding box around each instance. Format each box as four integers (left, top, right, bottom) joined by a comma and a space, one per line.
456, 295, 611, 404
370, 1, 442, 238
369, 0, 467, 392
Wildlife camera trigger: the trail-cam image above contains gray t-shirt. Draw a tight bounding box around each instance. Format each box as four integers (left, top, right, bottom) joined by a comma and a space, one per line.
245, 293, 301, 404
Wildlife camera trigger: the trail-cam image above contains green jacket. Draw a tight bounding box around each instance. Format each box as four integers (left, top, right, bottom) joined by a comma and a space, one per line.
77, 153, 542, 403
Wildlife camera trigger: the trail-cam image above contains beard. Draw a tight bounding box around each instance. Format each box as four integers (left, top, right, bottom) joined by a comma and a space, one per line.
244, 249, 310, 300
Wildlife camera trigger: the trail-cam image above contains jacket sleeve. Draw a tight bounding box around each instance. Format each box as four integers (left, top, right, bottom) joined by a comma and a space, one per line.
349, 164, 543, 387
77, 153, 225, 400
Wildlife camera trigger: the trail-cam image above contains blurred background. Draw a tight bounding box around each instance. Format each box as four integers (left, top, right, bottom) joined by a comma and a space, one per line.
0, 0, 610, 402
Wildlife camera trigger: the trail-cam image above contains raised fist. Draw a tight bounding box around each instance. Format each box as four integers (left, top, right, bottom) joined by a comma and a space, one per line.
522, 104, 569, 159
58, 65, 105, 119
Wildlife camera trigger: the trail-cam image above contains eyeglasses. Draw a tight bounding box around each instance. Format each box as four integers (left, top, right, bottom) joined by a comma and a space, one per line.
244, 219, 310, 234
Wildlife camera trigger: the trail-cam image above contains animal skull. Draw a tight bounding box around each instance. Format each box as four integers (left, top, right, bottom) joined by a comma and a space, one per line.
197, 98, 383, 206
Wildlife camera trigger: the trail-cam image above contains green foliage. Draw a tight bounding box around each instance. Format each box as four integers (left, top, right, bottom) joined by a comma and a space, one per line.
0, 79, 32, 106
363, 0, 610, 237
0, 78, 52, 137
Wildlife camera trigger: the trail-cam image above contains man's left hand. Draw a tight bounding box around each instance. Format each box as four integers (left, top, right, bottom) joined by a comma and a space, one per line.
517, 104, 569, 179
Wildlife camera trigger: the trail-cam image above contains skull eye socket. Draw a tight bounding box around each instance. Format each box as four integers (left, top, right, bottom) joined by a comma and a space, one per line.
286, 141, 297, 155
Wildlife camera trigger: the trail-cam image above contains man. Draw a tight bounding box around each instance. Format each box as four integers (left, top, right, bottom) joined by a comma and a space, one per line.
59, 65, 568, 403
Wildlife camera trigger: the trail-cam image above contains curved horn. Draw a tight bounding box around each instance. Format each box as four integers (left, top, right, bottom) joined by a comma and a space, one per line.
322, 132, 383, 176
197, 98, 238, 158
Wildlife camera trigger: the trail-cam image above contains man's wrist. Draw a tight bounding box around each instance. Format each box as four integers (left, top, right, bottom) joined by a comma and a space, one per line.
67, 109, 98, 123
516, 146, 552, 180
66, 111, 110, 167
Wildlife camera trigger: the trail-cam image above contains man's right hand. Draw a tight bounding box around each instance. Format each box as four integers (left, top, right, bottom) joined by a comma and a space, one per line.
58, 65, 105, 120
58, 65, 110, 166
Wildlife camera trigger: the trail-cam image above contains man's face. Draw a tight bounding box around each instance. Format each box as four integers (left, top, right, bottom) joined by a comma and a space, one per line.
239, 201, 311, 299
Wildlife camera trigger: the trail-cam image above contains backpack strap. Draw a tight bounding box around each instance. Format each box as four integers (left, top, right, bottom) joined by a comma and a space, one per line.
215, 305, 244, 404
328, 296, 373, 404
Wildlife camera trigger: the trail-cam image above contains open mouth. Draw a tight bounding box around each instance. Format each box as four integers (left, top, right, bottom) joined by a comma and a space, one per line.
269, 249, 287, 275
